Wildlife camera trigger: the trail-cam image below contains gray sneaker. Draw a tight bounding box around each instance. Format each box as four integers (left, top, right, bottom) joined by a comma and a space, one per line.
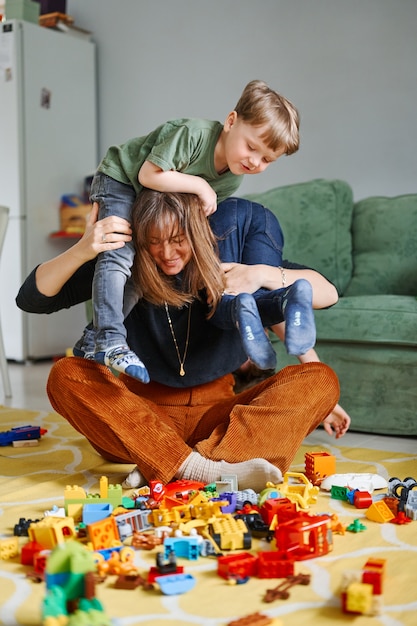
96, 345, 150, 383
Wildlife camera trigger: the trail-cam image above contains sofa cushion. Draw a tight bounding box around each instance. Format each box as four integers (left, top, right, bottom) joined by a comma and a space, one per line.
245, 178, 354, 294
314, 295, 417, 346
344, 194, 417, 296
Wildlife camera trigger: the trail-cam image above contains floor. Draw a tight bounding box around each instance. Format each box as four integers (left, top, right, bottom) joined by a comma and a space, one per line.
1, 359, 416, 456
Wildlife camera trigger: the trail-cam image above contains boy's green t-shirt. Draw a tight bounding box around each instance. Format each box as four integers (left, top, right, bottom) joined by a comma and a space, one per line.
98, 118, 243, 202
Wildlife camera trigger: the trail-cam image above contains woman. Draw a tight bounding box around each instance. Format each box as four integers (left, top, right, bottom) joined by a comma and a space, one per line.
17, 191, 341, 492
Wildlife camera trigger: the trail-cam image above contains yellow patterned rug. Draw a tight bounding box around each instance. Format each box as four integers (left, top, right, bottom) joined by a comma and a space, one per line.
1, 405, 417, 626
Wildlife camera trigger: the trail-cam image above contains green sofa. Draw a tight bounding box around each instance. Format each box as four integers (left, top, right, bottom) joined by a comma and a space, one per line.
246, 178, 417, 437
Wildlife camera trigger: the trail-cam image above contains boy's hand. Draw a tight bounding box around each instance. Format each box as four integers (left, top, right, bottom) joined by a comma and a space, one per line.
139, 162, 218, 215
198, 182, 217, 216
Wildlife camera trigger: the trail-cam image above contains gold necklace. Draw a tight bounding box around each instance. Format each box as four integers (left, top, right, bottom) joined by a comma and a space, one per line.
164, 302, 192, 376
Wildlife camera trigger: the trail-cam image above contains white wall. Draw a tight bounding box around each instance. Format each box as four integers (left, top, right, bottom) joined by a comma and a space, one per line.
67, 0, 417, 201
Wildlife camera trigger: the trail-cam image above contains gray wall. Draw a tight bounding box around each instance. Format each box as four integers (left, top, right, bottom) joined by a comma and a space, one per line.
67, 0, 417, 201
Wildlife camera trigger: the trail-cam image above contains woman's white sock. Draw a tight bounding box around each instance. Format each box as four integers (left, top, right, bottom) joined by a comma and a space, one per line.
176, 451, 282, 493
122, 466, 146, 489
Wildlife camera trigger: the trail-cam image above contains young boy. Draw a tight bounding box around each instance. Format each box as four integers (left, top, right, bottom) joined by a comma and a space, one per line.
74, 79, 314, 381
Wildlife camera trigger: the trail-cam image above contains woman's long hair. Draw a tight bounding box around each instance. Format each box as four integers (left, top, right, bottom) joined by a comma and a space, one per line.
131, 189, 225, 315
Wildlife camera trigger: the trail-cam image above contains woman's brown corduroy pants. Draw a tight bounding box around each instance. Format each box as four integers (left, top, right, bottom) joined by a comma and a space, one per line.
47, 357, 339, 484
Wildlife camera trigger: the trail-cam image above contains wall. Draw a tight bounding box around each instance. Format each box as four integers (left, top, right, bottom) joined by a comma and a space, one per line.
67, 0, 417, 201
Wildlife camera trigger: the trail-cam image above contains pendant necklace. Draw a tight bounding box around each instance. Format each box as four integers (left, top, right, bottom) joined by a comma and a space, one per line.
164, 302, 192, 376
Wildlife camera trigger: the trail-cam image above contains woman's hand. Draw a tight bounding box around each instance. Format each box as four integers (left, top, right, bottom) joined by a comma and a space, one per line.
75, 202, 132, 263
34, 203, 132, 297
221, 262, 264, 295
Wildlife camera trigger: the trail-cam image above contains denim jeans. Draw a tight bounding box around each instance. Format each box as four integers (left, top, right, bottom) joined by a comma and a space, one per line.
90, 172, 138, 351
209, 197, 288, 327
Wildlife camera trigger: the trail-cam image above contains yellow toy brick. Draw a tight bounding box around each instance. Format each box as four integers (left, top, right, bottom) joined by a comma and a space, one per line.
365, 501, 395, 523
28, 516, 77, 549
0, 536, 19, 560
346, 581, 374, 614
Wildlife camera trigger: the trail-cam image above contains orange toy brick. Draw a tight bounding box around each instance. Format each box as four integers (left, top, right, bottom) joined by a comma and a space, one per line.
87, 516, 120, 551
304, 451, 336, 486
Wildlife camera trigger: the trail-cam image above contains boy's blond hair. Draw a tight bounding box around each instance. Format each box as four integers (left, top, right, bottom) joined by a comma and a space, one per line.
235, 79, 300, 155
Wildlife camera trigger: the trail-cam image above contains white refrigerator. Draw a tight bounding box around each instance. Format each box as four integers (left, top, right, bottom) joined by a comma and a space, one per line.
0, 19, 97, 361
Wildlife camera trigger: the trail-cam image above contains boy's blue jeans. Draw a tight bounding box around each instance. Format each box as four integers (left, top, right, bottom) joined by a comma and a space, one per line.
90, 172, 138, 352
210, 197, 288, 328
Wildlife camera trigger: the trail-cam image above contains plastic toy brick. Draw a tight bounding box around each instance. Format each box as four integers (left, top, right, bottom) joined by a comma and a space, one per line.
258, 485, 282, 507
21, 540, 46, 566
388, 477, 417, 514
154, 572, 196, 595
330, 485, 348, 501
42, 540, 112, 625
114, 573, 153, 590
365, 501, 395, 523
93, 545, 133, 562
131, 531, 164, 550
209, 514, 251, 551
28, 516, 77, 549
274, 512, 333, 560
266, 472, 319, 510
321, 472, 387, 492
0, 425, 47, 445
219, 473, 238, 492
381, 496, 399, 516
14, 517, 41, 536
95, 547, 138, 577
260, 497, 297, 526
304, 451, 336, 485
353, 490, 373, 509
390, 510, 412, 525
235, 488, 258, 510
211, 491, 237, 513
328, 513, 345, 535
263, 573, 311, 602
153, 478, 206, 502
226, 612, 276, 626
217, 552, 258, 580
388, 476, 417, 499
82, 502, 113, 525
0, 536, 19, 559
87, 516, 120, 550
344, 581, 374, 614
235, 512, 270, 539
362, 558, 386, 595
163, 536, 200, 560
114, 508, 152, 536
33, 550, 51, 576
405, 491, 417, 520
257, 551, 295, 579
346, 519, 367, 533
150, 505, 191, 527
340, 558, 385, 616
64, 477, 123, 516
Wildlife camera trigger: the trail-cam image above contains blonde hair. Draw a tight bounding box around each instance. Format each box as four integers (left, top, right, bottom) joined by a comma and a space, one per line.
235, 79, 300, 155
132, 189, 225, 315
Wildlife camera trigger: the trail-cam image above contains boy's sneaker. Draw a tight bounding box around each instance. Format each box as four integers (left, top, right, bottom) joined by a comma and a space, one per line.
72, 347, 95, 359
96, 345, 150, 383
283, 279, 316, 355
234, 293, 277, 371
